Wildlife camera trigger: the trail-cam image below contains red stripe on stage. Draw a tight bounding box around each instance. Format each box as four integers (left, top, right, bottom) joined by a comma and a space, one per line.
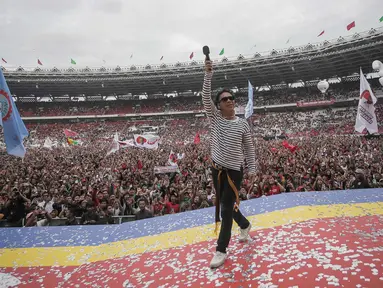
1, 215, 382, 287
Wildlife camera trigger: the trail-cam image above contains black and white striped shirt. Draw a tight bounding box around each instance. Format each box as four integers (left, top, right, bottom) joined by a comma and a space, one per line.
202, 72, 256, 174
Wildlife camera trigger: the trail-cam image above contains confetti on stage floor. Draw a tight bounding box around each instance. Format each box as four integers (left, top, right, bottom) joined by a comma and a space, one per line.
1, 189, 383, 287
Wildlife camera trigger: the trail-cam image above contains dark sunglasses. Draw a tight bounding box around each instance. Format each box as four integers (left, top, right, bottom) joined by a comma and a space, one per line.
219, 96, 235, 103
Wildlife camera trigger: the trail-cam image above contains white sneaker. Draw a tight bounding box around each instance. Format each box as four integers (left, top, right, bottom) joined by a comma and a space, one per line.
238, 223, 251, 242
210, 251, 227, 268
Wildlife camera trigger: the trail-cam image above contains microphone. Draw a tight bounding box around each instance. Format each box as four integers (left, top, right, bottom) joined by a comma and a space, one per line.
203, 46, 210, 61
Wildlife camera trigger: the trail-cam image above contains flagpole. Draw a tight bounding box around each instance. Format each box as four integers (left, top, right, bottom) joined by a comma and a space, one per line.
247, 116, 255, 147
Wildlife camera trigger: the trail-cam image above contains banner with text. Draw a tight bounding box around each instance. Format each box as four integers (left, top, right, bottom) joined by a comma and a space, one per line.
134, 134, 160, 149
154, 166, 179, 174
296, 99, 335, 108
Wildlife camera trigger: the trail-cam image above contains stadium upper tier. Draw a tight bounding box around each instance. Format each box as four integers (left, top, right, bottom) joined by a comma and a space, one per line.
2, 27, 383, 98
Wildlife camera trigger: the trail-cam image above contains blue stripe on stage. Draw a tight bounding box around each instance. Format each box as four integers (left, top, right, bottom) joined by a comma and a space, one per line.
0, 188, 382, 249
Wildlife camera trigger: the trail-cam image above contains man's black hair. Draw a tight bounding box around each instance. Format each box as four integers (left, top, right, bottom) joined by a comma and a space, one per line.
214, 88, 235, 108
138, 198, 146, 204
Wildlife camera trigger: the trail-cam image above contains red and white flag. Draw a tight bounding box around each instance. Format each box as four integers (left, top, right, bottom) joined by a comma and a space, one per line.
168, 150, 178, 166
63, 129, 78, 137
317, 30, 325, 37
347, 21, 356, 31
355, 68, 378, 134
118, 139, 135, 148
194, 133, 200, 144
282, 140, 298, 153
107, 132, 120, 156
137, 160, 143, 170
134, 134, 159, 149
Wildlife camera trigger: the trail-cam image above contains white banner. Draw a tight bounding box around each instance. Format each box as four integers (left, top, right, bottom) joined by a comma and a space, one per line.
43, 137, 56, 150
118, 139, 136, 148
107, 132, 119, 155
355, 68, 378, 134
154, 166, 179, 174
134, 134, 160, 149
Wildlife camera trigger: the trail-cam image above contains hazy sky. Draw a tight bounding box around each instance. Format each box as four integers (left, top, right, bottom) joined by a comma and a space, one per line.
1, 0, 382, 68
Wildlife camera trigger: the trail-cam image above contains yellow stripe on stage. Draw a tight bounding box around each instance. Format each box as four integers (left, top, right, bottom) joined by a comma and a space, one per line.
1, 202, 382, 268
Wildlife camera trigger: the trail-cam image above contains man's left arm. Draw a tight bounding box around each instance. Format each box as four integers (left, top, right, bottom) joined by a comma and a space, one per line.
242, 123, 257, 175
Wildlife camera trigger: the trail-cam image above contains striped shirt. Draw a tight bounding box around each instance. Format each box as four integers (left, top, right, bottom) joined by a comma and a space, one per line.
202, 72, 257, 174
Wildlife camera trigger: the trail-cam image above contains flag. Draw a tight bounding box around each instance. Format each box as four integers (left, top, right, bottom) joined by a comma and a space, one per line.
282, 140, 298, 153
168, 150, 178, 167
63, 128, 78, 137
118, 139, 135, 148
219, 48, 225, 55
107, 132, 120, 155
43, 137, 53, 150
177, 153, 185, 160
194, 133, 200, 144
0, 102, 3, 126
37, 59, 43, 65
355, 68, 378, 134
347, 21, 355, 31
71, 58, 76, 65
134, 134, 159, 149
189, 52, 194, 60
0, 70, 29, 157
245, 80, 254, 119
380, 16, 383, 22
160, 56, 164, 61
1, 58, 7, 64
137, 160, 143, 170
67, 137, 80, 145
317, 30, 325, 37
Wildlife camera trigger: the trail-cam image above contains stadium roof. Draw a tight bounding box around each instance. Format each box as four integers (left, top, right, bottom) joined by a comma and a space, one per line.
2, 27, 383, 99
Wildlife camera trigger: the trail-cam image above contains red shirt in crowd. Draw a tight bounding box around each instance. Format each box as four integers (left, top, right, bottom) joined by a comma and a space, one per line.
268, 185, 281, 196
153, 203, 164, 215
165, 202, 180, 214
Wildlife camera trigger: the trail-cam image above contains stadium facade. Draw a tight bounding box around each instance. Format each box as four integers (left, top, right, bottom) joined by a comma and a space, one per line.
2, 27, 383, 102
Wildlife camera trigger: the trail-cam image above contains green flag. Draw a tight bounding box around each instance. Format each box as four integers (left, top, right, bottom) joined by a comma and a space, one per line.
71, 58, 76, 65
380, 16, 383, 22
219, 48, 224, 55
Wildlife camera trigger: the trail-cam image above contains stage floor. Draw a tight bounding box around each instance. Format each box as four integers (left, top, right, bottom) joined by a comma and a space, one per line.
1, 189, 383, 287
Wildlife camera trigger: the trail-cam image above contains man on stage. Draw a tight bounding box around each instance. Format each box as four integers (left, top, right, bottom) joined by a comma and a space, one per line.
202, 60, 257, 269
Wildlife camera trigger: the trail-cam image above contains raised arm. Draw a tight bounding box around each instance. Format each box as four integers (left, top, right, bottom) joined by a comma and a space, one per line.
242, 123, 257, 174
202, 61, 216, 118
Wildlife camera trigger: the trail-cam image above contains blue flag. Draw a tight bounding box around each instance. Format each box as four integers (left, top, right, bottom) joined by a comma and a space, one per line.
0, 102, 3, 127
245, 80, 254, 119
0, 70, 28, 157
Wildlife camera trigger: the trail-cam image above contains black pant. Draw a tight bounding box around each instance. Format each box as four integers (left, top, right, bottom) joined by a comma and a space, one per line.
212, 166, 250, 253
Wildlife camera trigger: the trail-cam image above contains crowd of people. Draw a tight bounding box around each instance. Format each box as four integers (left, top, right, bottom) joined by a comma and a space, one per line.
1, 89, 382, 227
0, 79, 383, 226
18, 104, 383, 147
255, 105, 383, 137
17, 83, 383, 117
